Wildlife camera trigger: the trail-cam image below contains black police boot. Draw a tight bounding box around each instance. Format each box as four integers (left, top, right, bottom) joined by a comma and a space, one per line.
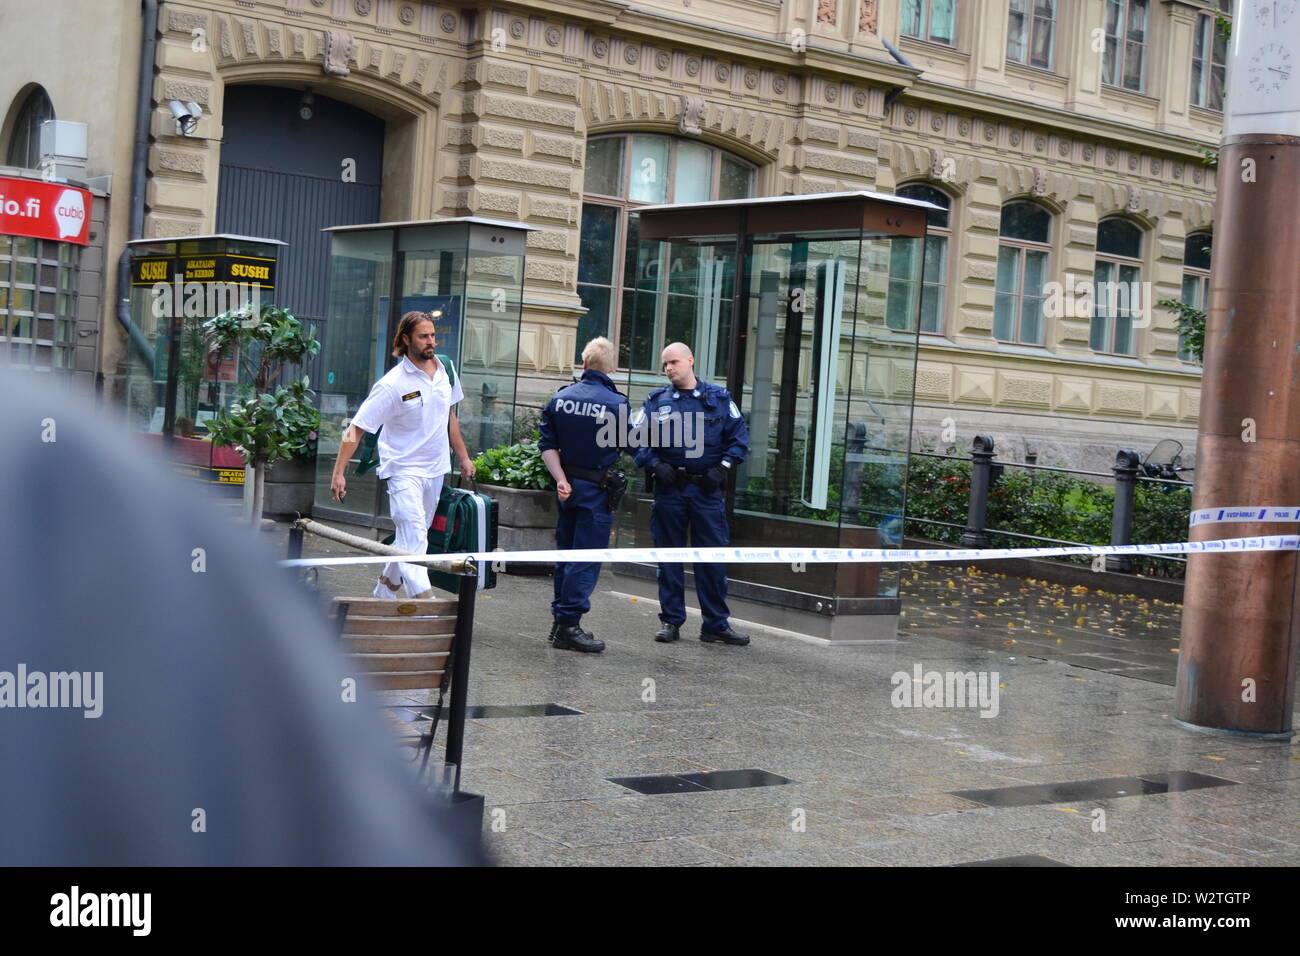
654, 622, 681, 643
547, 619, 559, 644
552, 624, 606, 653
700, 625, 750, 646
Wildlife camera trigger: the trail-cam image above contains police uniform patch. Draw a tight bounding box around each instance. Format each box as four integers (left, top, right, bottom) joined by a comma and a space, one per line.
655, 404, 672, 421
401, 391, 421, 401
729, 400, 741, 419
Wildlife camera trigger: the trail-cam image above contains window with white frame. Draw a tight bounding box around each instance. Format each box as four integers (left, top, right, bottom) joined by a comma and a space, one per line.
1007, 0, 1057, 71
1190, 7, 1229, 110
1091, 218, 1144, 356
887, 184, 951, 333
578, 133, 757, 369
994, 201, 1052, 345
901, 0, 956, 46
1179, 233, 1211, 363
1102, 0, 1150, 92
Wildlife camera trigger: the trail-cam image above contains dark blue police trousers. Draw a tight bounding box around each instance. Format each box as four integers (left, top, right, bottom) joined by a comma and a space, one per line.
649, 481, 732, 632
551, 478, 613, 625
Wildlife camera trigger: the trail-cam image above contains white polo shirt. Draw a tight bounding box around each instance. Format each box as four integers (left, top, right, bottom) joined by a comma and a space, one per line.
351, 355, 464, 479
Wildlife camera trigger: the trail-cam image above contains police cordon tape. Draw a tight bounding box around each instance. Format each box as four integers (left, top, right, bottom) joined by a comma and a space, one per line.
277, 534, 1300, 569
1189, 506, 1300, 526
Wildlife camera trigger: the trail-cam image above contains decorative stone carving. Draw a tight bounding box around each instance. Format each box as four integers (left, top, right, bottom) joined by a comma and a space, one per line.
744, 71, 759, 89
440, 12, 456, 33
1106, 148, 1117, 165
324, 29, 355, 76
773, 74, 787, 93
1128, 154, 1139, 170
958, 118, 971, 136
685, 57, 701, 76
1126, 185, 1141, 213
399, 5, 415, 25
354, 0, 371, 15
1009, 130, 1021, 146
904, 108, 916, 125
1150, 158, 1161, 175
1083, 145, 1095, 161
1032, 167, 1048, 197
311, 0, 326, 6
625, 45, 640, 65
510, 19, 526, 39
546, 26, 561, 46
716, 63, 731, 82
679, 94, 705, 135
1193, 167, 1204, 184
930, 114, 943, 131
983, 124, 995, 141
854, 89, 867, 108
826, 84, 839, 102
859, 0, 878, 33
1058, 140, 1070, 156
1173, 163, 1183, 179
1034, 135, 1046, 151
592, 37, 608, 57
929, 147, 947, 180
817, 0, 837, 25
655, 51, 670, 71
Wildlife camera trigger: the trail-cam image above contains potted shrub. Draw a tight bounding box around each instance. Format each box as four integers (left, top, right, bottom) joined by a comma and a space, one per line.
202, 304, 321, 526
473, 436, 555, 573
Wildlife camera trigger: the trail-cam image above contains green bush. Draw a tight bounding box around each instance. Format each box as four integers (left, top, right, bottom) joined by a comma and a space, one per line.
904, 454, 1190, 579
474, 439, 550, 490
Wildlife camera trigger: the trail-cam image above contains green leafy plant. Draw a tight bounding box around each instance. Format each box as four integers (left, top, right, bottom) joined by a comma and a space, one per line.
473, 438, 551, 490
202, 304, 321, 524
1157, 298, 1206, 364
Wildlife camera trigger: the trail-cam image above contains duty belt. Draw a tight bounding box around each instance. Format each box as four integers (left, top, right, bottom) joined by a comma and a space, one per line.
564, 464, 611, 484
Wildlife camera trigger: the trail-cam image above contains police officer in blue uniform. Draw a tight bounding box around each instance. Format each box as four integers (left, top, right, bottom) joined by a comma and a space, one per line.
538, 337, 630, 653
634, 342, 751, 646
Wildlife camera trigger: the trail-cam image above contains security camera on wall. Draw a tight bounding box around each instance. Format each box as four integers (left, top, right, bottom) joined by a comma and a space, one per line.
168, 100, 203, 136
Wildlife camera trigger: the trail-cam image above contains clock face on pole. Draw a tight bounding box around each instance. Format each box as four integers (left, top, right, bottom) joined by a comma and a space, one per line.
1254, 0, 1296, 28
1249, 43, 1294, 94
1228, 0, 1300, 133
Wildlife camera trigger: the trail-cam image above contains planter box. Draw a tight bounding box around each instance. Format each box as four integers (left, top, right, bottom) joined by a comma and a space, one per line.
263, 451, 317, 519
480, 484, 555, 574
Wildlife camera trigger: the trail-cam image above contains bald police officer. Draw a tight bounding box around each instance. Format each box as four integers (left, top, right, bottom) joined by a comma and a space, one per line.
634, 342, 751, 646
538, 337, 630, 653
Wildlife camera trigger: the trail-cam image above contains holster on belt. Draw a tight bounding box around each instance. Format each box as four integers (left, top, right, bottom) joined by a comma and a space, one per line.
563, 462, 627, 511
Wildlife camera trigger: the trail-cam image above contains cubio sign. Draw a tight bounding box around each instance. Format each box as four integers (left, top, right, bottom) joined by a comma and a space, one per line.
0, 176, 93, 246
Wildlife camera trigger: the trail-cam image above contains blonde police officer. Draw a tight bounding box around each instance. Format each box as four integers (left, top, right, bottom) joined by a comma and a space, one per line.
330, 311, 475, 599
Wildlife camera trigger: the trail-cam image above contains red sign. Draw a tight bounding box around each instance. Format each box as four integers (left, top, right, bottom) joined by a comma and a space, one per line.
0, 176, 92, 246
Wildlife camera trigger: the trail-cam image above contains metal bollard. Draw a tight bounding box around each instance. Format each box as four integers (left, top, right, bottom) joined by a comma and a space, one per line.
960, 435, 995, 548
1107, 449, 1141, 573
287, 524, 304, 560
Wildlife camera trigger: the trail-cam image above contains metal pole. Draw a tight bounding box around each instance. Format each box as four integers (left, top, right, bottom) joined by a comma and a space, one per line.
1107, 449, 1140, 573
1175, 134, 1300, 738
960, 435, 994, 548
444, 571, 478, 793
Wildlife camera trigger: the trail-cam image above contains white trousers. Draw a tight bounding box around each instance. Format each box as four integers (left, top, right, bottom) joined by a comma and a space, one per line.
374, 474, 445, 599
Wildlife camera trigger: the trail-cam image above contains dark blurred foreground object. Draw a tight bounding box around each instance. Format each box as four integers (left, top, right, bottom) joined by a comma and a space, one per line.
0, 371, 486, 865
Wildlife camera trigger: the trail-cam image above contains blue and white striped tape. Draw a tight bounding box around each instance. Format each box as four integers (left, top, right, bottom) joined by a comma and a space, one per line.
278, 534, 1300, 568
1189, 506, 1300, 527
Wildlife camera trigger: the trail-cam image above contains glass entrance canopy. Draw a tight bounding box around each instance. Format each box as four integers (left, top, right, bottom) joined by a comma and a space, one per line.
617, 191, 939, 625
313, 218, 532, 528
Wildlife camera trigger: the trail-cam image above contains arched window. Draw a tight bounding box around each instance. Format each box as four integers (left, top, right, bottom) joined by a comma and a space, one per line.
1091, 217, 1144, 355
5, 87, 55, 170
995, 200, 1052, 344
887, 183, 951, 333
1179, 232, 1211, 363
577, 133, 757, 368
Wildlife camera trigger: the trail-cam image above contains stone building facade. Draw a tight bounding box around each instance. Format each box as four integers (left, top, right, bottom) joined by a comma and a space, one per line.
2, 0, 1224, 468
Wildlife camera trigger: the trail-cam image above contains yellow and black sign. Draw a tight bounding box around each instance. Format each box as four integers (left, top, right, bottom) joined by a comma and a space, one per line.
132, 253, 277, 289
